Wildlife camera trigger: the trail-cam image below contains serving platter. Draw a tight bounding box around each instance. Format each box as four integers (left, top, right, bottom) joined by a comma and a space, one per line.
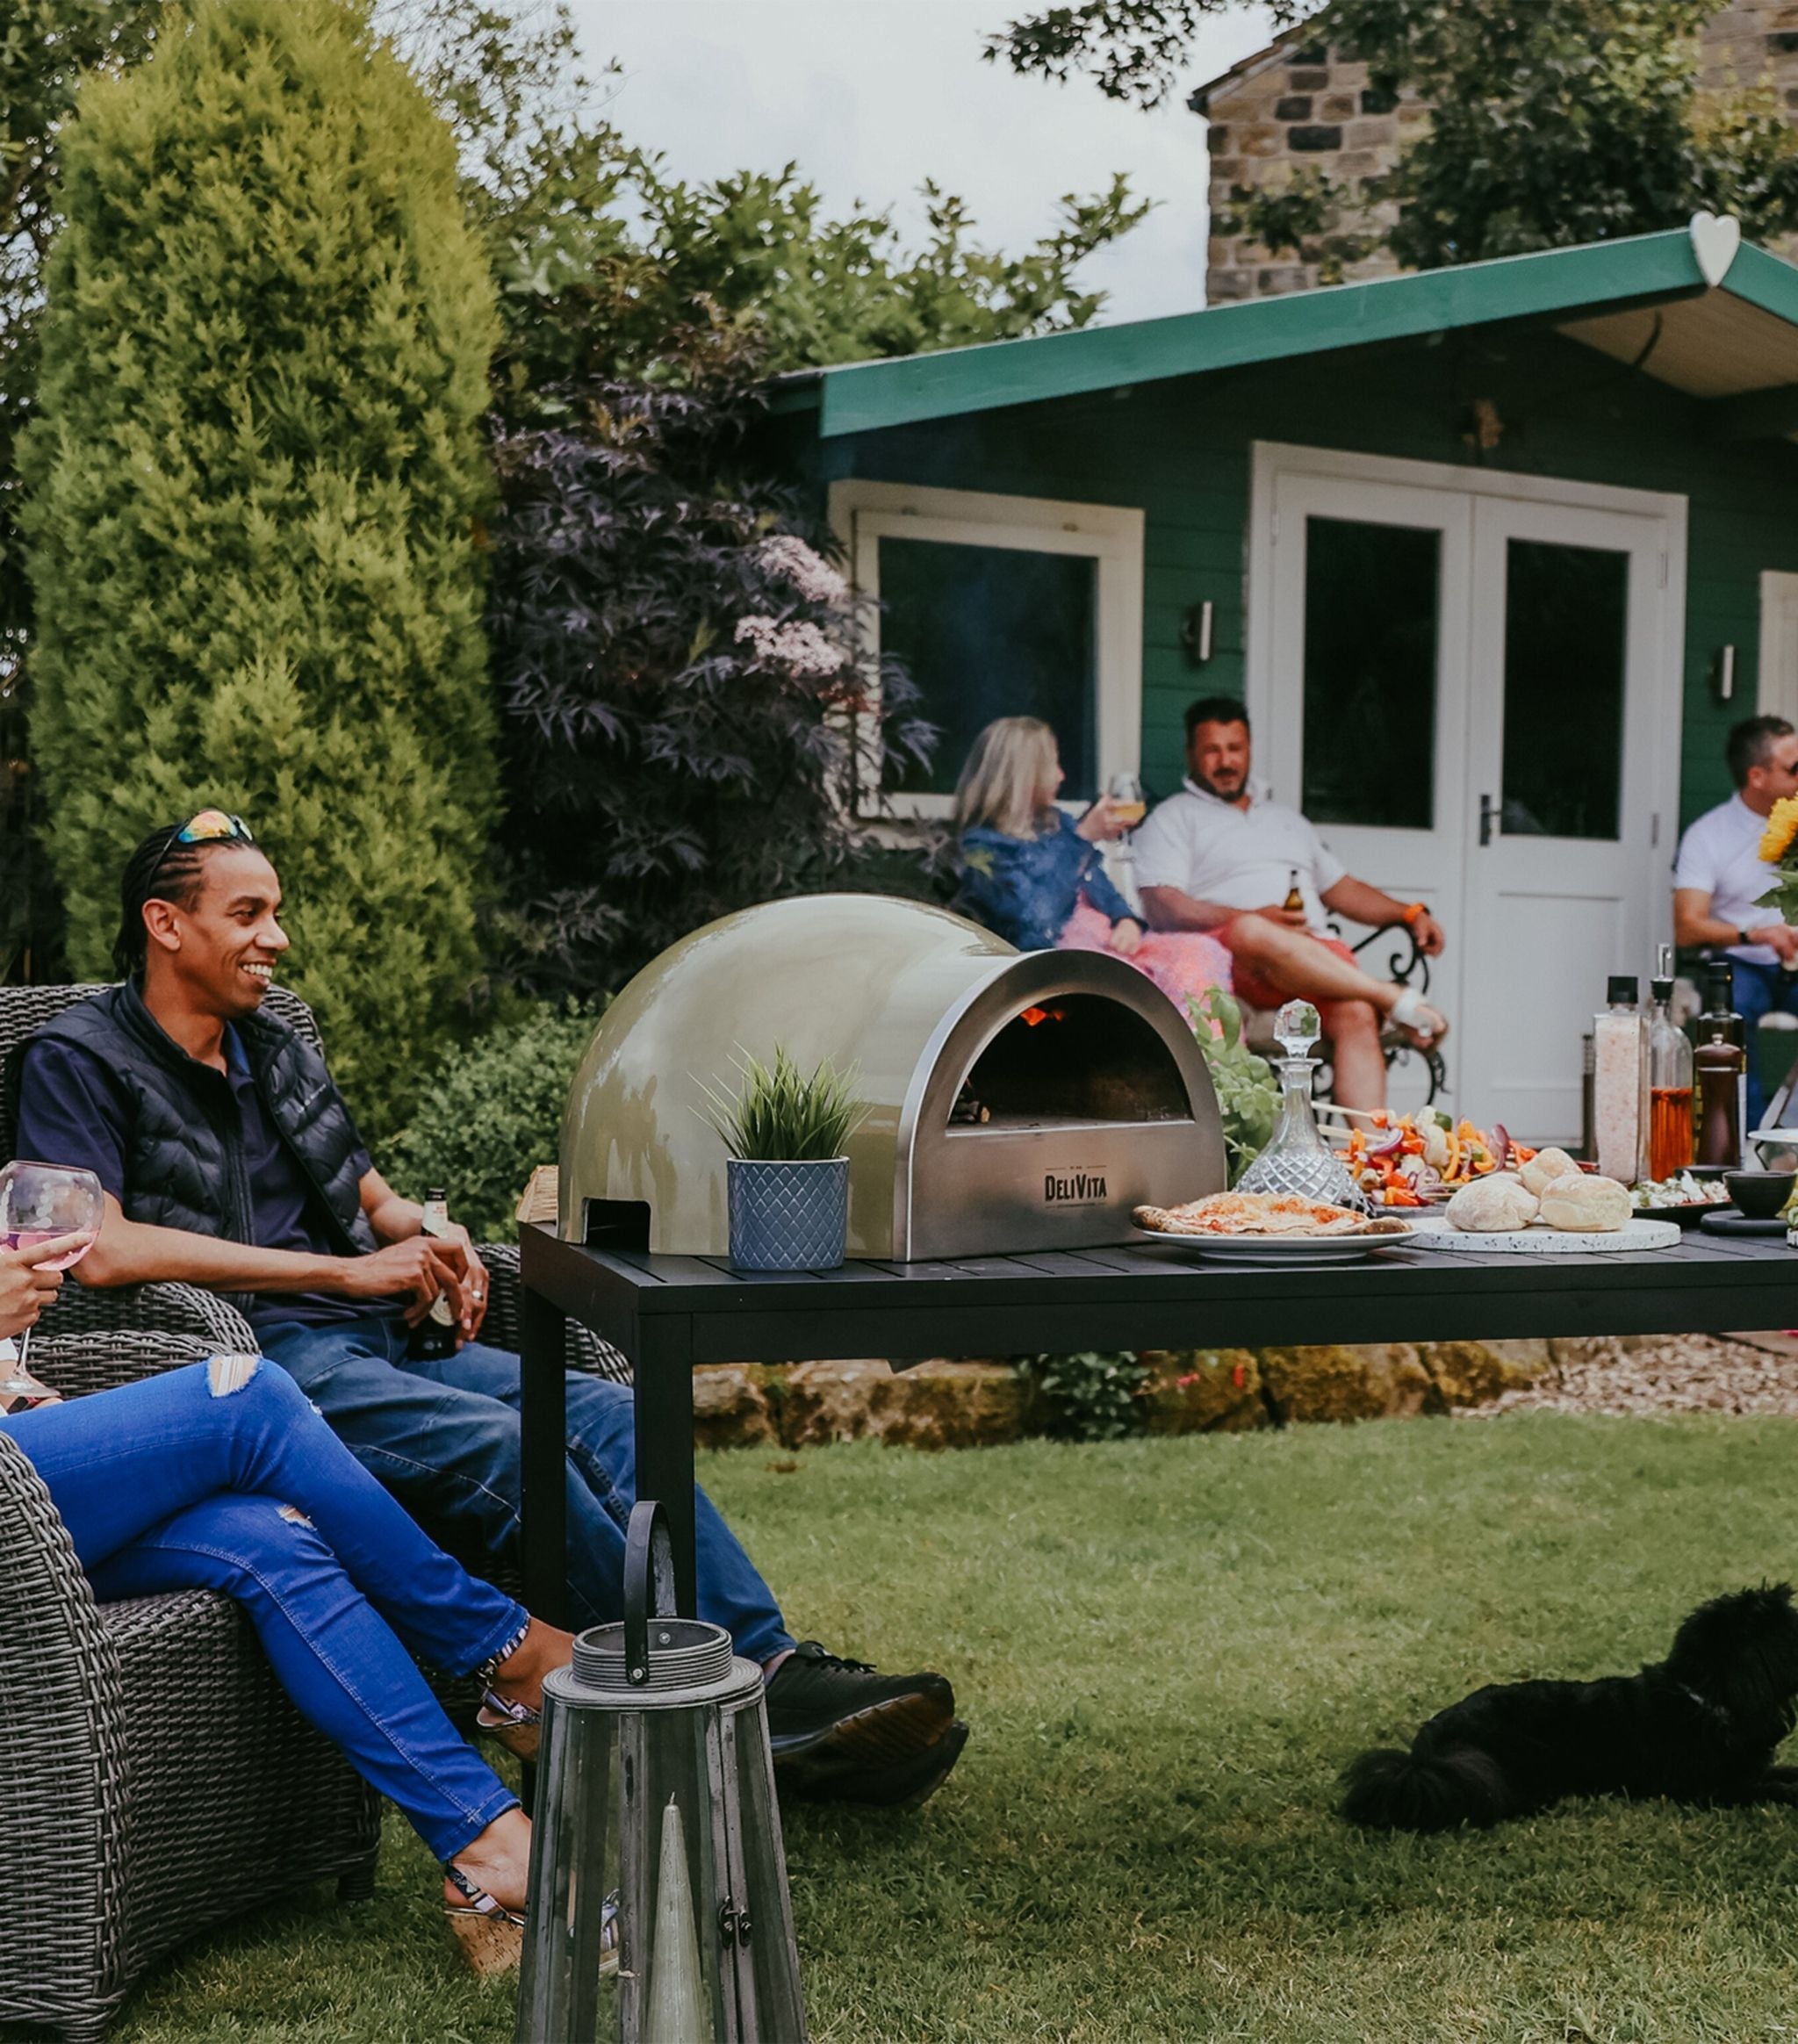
1632, 1200, 1728, 1228
1405, 1217, 1679, 1255
1698, 1208, 1788, 1238
1147, 1228, 1415, 1263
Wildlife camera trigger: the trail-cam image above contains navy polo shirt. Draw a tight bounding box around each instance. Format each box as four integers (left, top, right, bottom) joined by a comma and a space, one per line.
16, 1025, 399, 1328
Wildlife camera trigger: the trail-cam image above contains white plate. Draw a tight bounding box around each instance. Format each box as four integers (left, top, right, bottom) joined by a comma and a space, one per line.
1141, 1229, 1414, 1263
1405, 1217, 1679, 1254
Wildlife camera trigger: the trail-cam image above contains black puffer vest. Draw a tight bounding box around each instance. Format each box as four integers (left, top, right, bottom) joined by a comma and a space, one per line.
28, 984, 378, 1297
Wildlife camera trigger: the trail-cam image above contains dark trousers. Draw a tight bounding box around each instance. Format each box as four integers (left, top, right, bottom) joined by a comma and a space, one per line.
1730, 957, 1798, 1130
256, 1315, 793, 1661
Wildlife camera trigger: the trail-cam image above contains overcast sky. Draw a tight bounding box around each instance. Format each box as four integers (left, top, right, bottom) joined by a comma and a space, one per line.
563, 0, 1278, 325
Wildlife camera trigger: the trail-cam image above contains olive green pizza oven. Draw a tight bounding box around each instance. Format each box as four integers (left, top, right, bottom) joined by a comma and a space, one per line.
558, 895, 1226, 1261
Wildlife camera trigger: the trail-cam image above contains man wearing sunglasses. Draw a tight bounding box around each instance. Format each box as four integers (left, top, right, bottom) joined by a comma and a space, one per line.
12, 813, 967, 1808
1673, 714, 1798, 1131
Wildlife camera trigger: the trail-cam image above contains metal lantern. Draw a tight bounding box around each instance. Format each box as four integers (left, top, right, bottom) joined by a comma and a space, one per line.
515, 1503, 809, 2044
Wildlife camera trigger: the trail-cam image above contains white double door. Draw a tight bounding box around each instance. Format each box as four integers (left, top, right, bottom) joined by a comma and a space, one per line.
1252, 447, 1685, 1142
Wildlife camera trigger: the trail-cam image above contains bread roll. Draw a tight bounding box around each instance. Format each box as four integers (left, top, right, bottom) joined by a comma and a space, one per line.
1446, 1175, 1539, 1233
1519, 1147, 1580, 1198
1536, 1172, 1630, 1234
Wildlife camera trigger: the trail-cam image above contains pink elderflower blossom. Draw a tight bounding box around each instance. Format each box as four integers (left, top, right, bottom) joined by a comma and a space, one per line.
733, 615, 844, 677
758, 534, 848, 605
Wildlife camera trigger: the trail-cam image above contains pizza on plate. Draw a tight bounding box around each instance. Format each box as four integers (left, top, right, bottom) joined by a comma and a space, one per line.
1132, 1191, 1408, 1238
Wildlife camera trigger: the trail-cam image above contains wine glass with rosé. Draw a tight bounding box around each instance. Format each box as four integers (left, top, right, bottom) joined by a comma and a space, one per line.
0, 1161, 104, 1406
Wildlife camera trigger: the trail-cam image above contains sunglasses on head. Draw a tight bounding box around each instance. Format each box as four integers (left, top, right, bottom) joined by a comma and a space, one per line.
145, 810, 256, 890
175, 810, 255, 846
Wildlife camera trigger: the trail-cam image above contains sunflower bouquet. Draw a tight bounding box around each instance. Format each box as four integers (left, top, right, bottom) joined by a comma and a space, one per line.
1759, 796, 1798, 918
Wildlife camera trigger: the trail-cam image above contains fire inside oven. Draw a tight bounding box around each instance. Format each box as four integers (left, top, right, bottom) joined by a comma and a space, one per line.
951, 993, 1190, 1131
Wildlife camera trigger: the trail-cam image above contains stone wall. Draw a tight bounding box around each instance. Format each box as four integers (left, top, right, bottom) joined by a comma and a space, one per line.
1197, 34, 1423, 301
1196, 4, 1798, 304
690, 1341, 1558, 1450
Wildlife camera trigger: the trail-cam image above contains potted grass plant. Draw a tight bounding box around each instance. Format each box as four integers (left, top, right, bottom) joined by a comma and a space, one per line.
696, 1047, 868, 1270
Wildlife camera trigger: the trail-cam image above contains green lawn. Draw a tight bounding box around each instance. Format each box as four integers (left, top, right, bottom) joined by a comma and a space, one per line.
110, 1418, 1798, 2042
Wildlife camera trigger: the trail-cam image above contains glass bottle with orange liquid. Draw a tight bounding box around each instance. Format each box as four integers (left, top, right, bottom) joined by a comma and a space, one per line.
1646, 947, 1694, 1181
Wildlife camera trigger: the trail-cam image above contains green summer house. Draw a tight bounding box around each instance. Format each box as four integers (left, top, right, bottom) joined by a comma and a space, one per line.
768, 218, 1798, 1139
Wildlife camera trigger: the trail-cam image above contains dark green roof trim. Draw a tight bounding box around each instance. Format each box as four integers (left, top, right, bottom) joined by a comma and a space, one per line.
797, 227, 1715, 441
766, 379, 821, 416
1711, 240, 1798, 327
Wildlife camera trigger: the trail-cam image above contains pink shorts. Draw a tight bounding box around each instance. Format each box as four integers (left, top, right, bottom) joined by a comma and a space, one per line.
1224, 929, 1359, 1012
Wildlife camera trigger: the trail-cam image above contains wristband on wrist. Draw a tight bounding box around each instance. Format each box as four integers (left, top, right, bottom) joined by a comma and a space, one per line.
1399, 902, 1427, 928
1739, 927, 1753, 948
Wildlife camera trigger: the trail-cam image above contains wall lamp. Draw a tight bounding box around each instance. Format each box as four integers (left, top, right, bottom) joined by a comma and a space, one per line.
1711, 644, 1737, 703
1180, 601, 1214, 666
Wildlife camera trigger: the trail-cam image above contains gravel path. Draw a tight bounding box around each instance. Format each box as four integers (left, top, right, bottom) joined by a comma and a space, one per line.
1461, 1333, 1798, 1418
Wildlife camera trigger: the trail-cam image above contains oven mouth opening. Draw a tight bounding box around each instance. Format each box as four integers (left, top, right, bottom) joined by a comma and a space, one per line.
950, 993, 1192, 1131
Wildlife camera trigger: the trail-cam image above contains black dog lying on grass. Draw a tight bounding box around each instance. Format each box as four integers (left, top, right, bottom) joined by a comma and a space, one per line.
1341, 1584, 1798, 1832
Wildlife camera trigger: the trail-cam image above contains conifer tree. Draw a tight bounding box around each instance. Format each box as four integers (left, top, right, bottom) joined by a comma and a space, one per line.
22, 0, 498, 1134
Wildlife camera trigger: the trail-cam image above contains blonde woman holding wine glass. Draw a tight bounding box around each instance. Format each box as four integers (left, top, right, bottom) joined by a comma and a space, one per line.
0, 1225, 577, 1973
953, 716, 1235, 1018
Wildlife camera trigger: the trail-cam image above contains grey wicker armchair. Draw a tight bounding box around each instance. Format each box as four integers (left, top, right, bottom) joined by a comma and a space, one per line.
1, 1331, 381, 2044
0, 980, 629, 1384
0, 982, 626, 2039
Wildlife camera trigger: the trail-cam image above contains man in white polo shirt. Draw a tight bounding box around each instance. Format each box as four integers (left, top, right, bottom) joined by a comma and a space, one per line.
1133, 695, 1449, 1111
1672, 713, 1798, 1130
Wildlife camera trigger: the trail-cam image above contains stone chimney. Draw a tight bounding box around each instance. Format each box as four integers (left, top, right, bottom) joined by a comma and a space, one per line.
1192, 4, 1798, 304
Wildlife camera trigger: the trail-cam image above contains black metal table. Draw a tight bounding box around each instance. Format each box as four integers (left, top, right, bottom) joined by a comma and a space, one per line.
516, 1221, 1798, 1622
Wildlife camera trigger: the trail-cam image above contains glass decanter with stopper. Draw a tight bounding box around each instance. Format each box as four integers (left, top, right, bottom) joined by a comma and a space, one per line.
1234, 1000, 1369, 1209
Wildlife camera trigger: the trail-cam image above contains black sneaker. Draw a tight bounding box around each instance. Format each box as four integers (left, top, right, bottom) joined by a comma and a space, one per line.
766, 1641, 956, 1788
782, 1719, 970, 1810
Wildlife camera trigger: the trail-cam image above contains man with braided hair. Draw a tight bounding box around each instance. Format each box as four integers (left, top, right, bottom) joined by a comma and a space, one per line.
14, 812, 967, 1807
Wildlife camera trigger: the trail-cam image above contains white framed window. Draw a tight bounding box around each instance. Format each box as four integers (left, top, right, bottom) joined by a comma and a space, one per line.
1759, 570, 1798, 723
829, 479, 1144, 821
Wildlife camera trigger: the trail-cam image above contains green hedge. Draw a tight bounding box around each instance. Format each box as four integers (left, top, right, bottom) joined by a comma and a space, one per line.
22, 0, 498, 1140
386, 1002, 600, 1242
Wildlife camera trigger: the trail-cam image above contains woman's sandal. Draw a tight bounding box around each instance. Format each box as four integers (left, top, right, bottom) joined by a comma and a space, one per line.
443, 1862, 526, 1976
475, 1685, 541, 1764
444, 1862, 621, 1979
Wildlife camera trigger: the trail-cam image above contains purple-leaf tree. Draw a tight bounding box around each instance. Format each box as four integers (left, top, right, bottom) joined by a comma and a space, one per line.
485, 304, 936, 1000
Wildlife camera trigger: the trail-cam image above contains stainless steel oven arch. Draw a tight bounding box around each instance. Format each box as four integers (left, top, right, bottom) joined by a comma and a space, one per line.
558, 893, 1225, 1260
892, 946, 1223, 1258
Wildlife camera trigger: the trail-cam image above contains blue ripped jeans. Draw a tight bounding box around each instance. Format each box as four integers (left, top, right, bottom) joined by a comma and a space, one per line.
0, 1360, 524, 1861
255, 1317, 793, 1665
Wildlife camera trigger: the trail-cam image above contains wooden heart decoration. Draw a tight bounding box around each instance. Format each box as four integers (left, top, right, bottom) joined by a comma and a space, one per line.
1690, 210, 1741, 287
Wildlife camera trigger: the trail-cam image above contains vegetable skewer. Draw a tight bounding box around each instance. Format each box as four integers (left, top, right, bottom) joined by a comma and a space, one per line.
1328, 1108, 1537, 1206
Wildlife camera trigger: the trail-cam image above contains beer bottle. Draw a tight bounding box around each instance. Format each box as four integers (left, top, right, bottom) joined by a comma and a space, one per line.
1282, 867, 1305, 916
409, 1187, 459, 1360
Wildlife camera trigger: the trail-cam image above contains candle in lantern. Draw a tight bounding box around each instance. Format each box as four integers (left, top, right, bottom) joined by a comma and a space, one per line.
645, 1796, 707, 2043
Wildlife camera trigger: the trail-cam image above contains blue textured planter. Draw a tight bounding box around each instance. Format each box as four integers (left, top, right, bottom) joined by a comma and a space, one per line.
727, 1157, 849, 1271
